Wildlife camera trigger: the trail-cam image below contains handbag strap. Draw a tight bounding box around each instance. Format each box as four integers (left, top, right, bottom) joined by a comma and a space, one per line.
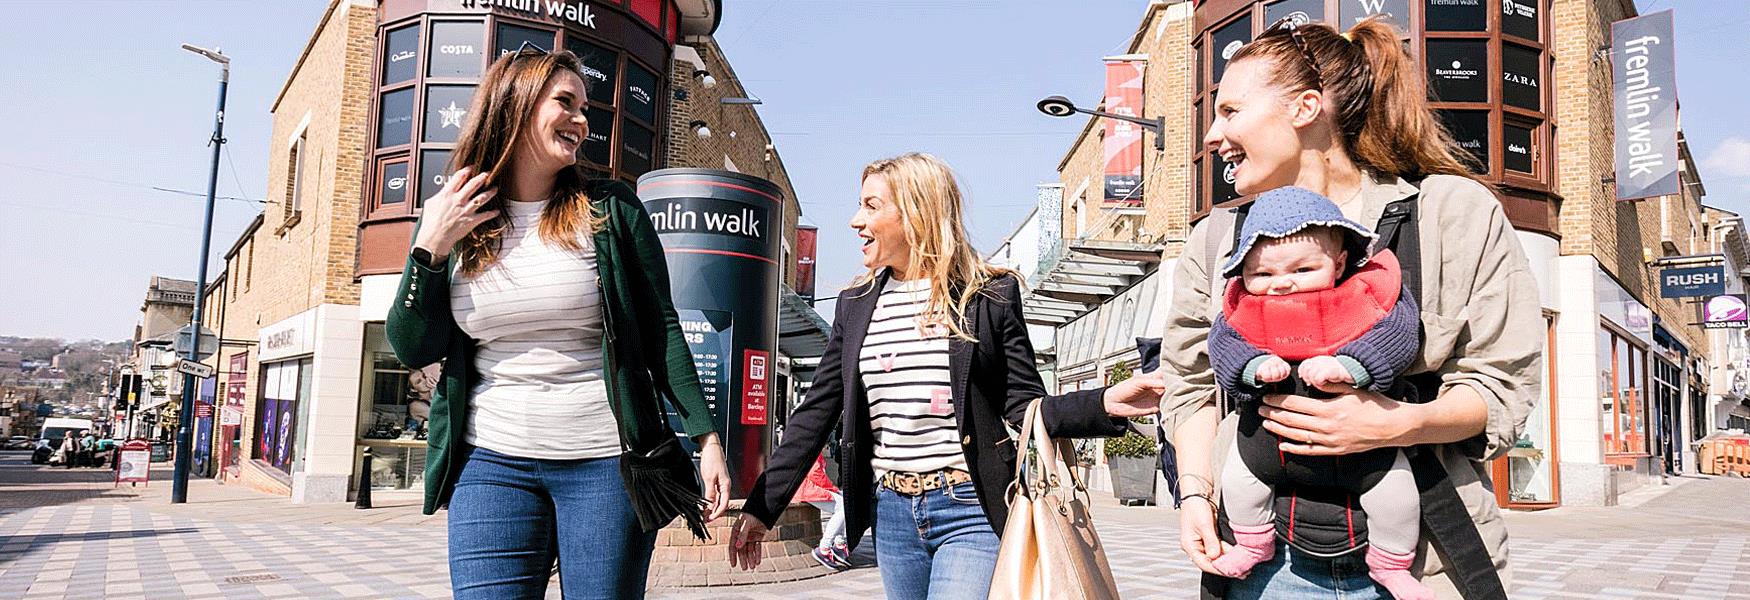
1013, 399, 1087, 498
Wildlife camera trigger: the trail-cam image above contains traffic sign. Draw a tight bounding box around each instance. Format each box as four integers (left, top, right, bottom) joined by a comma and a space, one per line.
176, 360, 214, 379
174, 325, 219, 361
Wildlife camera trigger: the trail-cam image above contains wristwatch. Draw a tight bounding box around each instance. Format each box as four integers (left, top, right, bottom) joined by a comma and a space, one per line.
411, 247, 442, 269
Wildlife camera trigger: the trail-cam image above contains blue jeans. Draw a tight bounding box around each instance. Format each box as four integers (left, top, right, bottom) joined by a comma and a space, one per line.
1226, 543, 1388, 600
874, 480, 1001, 600
447, 446, 656, 600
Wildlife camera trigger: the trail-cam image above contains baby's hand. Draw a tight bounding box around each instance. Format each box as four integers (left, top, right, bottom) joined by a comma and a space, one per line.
1255, 356, 1291, 383
1298, 355, 1354, 389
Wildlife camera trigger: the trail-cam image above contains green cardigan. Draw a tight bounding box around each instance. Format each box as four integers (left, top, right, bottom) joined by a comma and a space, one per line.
385, 179, 720, 515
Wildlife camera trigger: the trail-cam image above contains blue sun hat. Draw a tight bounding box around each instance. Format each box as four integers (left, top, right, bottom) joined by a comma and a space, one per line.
1219, 186, 1377, 279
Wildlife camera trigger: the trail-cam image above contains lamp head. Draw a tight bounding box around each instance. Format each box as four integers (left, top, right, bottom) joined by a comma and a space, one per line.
180, 43, 229, 65
1037, 95, 1076, 118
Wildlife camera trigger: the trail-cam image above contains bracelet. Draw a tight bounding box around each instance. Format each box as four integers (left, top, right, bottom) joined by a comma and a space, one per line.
1180, 492, 1217, 508
1177, 473, 1214, 493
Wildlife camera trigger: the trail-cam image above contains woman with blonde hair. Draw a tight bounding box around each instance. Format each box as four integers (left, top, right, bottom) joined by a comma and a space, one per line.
385, 45, 729, 599
726, 152, 1166, 599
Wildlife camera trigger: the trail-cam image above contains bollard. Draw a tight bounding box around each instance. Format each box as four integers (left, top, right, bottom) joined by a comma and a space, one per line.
355, 448, 373, 509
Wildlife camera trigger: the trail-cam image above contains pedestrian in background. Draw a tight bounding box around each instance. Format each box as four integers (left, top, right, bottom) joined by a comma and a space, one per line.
58, 432, 76, 469
385, 45, 729, 600
728, 152, 1166, 600
1160, 16, 1542, 600
79, 430, 97, 468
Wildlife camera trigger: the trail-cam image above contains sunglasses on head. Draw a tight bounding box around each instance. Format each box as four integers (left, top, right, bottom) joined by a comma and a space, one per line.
1266, 17, 1325, 90
507, 40, 578, 62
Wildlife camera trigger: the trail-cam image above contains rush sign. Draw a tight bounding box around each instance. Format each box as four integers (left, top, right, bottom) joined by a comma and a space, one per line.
1660, 265, 1725, 298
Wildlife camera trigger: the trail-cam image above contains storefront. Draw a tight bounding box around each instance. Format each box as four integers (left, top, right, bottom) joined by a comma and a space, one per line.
357, 0, 688, 278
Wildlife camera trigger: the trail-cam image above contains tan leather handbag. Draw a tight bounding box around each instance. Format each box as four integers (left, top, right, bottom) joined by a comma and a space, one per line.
989, 399, 1122, 600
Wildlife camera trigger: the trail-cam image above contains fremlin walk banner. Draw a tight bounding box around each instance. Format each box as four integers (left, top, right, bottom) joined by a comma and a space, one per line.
1102, 59, 1145, 206
1611, 10, 1679, 201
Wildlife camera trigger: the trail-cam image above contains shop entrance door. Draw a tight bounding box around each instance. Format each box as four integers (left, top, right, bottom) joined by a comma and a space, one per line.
1653, 357, 1681, 476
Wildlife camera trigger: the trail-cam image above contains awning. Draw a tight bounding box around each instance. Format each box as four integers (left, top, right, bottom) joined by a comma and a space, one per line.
1022, 239, 1161, 327
778, 284, 831, 382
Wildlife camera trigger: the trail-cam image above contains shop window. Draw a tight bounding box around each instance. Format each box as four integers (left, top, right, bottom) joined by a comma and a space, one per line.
1500, 316, 1557, 505
1601, 328, 1650, 456
382, 24, 421, 86
378, 88, 416, 149
418, 149, 453, 208
1338, 0, 1409, 28
1439, 110, 1490, 173
1503, 122, 1534, 174
580, 105, 614, 167
1502, 0, 1541, 42
1264, 0, 1324, 28
495, 23, 555, 57
254, 358, 310, 473
1426, 0, 1486, 31
1209, 14, 1253, 84
1501, 43, 1542, 111
423, 85, 476, 144
567, 36, 619, 106
1426, 39, 1489, 103
357, 324, 432, 491
623, 61, 658, 125
619, 119, 654, 176
378, 160, 409, 207
428, 21, 484, 79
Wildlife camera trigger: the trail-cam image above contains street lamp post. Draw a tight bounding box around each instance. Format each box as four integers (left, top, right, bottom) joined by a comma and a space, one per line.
172, 43, 230, 505
1035, 95, 1166, 151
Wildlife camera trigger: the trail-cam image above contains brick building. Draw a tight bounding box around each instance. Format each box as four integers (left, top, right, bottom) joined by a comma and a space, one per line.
1010, 0, 1744, 508
202, 0, 818, 505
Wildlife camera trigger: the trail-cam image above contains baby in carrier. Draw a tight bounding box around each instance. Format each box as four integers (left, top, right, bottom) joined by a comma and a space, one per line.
1207, 186, 1430, 600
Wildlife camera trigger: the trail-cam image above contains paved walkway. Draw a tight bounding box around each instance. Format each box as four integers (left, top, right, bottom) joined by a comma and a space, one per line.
5, 450, 1750, 599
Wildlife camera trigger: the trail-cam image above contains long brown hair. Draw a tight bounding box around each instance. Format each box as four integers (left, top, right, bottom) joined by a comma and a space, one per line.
1230, 17, 1478, 181
852, 153, 1015, 342
451, 48, 606, 277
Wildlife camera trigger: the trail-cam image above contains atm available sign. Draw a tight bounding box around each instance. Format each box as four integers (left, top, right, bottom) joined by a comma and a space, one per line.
1660, 265, 1725, 298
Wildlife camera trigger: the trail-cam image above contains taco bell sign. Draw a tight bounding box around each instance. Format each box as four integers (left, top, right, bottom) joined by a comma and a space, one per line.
1660, 265, 1724, 298
1704, 295, 1748, 330
1611, 10, 1680, 201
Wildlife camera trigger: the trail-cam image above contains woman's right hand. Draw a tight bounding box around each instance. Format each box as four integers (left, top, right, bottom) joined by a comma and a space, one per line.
727, 513, 769, 571
412, 166, 499, 261
1179, 494, 1230, 574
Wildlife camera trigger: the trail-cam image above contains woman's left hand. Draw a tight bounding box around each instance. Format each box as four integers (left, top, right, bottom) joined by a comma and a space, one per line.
1103, 371, 1167, 418
1258, 382, 1420, 456
696, 433, 732, 522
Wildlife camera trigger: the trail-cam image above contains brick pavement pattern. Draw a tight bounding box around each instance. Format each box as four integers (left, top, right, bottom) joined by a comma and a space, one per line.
6, 452, 1750, 599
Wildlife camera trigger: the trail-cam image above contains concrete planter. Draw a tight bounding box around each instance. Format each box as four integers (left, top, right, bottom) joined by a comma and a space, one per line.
1109, 455, 1158, 505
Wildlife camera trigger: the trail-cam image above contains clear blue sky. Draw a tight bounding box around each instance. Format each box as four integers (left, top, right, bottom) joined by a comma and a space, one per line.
0, 1, 1745, 341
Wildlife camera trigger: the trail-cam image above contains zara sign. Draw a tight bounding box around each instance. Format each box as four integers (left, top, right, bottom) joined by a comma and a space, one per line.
1659, 265, 1725, 298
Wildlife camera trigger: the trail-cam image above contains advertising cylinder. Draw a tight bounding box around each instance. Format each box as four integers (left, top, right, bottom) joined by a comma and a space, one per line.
637, 168, 784, 497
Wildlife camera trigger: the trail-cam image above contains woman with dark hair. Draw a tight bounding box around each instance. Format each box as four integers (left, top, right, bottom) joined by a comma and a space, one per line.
1160, 17, 1542, 599
385, 46, 730, 599
725, 152, 1166, 599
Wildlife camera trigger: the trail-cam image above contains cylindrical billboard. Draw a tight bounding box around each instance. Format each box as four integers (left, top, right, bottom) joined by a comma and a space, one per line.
638, 169, 786, 496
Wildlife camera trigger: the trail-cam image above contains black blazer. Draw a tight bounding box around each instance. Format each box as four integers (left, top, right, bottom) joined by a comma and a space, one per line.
741, 271, 1127, 549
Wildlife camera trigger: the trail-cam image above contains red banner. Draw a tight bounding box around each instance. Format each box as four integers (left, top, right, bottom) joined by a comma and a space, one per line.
1102, 60, 1146, 206
740, 349, 770, 425
796, 225, 818, 301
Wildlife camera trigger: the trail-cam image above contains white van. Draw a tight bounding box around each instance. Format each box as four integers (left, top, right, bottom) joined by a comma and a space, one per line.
31, 417, 95, 464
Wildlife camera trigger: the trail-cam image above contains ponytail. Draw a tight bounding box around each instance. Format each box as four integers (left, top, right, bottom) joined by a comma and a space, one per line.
1231, 16, 1478, 182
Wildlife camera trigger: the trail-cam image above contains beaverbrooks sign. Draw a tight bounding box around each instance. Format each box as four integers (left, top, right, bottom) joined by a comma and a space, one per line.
1610, 10, 1679, 201
460, 0, 598, 29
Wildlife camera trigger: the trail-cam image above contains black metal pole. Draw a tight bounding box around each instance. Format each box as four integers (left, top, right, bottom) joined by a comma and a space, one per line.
173, 55, 228, 505
355, 448, 374, 509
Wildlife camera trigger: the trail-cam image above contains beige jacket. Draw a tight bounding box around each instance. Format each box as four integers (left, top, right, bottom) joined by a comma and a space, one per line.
1159, 173, 1543, 597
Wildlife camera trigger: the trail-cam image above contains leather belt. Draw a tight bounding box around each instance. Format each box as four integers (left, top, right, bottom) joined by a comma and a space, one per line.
879, 468, 972, 496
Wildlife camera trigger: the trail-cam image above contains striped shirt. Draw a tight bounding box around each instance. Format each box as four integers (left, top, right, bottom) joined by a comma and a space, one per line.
450, 198, 619, 460
858, 278, 968, 476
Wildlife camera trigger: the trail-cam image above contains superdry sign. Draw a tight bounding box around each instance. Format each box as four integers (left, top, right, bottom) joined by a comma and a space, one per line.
1660, 265, 1725, 298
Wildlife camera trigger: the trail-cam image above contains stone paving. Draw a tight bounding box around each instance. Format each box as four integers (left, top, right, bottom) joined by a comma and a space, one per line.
5, 450, 1750, 599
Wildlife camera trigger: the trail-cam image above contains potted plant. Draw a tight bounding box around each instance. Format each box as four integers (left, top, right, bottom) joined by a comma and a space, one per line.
1101, 363, 1159, 505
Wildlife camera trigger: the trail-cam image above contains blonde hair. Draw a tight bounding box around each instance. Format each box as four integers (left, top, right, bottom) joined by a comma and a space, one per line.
452, 49, 608, 277
853, 153, 1015, 341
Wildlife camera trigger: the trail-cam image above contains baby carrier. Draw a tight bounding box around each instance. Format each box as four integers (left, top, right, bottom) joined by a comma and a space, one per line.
1197, 192, 1508, 600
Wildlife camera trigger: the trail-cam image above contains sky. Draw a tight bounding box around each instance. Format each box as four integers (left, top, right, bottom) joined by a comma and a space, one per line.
0, 1, 1746, 341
